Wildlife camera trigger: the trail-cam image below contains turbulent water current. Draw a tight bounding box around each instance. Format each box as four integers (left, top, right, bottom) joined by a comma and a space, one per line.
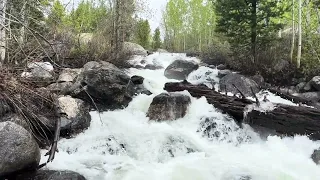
41, 53, 320, 180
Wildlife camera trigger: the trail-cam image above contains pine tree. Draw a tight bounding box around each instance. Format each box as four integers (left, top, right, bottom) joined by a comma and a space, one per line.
152, 28, 162, 50
134, 19, 151, 49
214, 0, 288, 63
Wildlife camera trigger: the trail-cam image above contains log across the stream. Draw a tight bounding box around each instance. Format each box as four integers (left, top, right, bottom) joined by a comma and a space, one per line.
164, 81, 320, 140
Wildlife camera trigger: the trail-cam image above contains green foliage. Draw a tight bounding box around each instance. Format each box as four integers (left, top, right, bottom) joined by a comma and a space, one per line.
214, 0, 288, 53
47, 0, 66, 31
134, 19, 151, 49
163, 0, 215, 52
152, 28, 162, 50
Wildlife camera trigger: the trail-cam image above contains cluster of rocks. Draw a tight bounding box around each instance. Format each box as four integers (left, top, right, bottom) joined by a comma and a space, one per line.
1, 60, 153, 178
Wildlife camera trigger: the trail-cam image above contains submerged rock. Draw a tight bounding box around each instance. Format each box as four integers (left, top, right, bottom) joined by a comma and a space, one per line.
164, 60, 199, 80
10, 170, 86, 180
131, 75, 144, 85
144, 64, 163, 70
147, 93, 191, 121
0, 121, 40, 177
219, 74, 259, 97
311, 148, 320, 164
58, 96, 91, 136
70, 61, 135, 110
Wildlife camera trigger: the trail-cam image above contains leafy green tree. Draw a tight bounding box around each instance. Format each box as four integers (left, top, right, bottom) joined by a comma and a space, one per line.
47, 0, 66, 35
163, 0, 215, 52
134, 19, 151, 49
152, 27, 162, 50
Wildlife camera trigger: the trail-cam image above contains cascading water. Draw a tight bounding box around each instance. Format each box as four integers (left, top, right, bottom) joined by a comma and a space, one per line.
41, 53, 320, 180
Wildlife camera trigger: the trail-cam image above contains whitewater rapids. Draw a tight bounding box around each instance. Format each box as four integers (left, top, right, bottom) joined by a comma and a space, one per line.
41, 53, 320, 180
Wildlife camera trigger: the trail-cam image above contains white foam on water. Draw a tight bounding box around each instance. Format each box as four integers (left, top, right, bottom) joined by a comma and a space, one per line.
42, 53, 320, 180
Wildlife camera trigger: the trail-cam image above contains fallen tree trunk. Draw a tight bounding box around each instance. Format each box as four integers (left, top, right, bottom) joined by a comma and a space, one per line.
164, 81, 320, 140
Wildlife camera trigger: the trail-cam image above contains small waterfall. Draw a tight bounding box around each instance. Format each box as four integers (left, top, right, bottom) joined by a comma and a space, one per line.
42, 53, 320, 180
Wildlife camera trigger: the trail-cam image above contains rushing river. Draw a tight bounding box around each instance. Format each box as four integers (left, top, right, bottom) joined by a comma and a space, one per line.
41, 53, 320, 180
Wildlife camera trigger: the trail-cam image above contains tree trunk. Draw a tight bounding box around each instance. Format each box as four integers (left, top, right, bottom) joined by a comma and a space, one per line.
290, 0, 295, 63
0, 0, 6, 67
250, 0, 257, 63
19, 2, 26, 44
164, 81, 320, 140
297, 0, 302, 68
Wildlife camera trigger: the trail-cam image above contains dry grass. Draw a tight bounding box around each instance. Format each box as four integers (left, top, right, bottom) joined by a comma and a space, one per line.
0, 68, 58, 146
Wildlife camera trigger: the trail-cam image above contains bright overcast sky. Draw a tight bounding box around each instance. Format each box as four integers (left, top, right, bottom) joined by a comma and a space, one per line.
144, 0, 168, 32
63, 0, 168, 33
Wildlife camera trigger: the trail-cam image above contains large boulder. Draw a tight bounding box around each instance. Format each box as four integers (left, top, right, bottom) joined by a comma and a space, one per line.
123, 42, 147, 56
0, 114, 29, 131
47, 82, 73, 94
147, 93, 191, 121
164, 60, 199, 80
311, 148, 320, 164
219, 74, 259, 96
21, 62, 54, 85
70, 61, 135, 110
58, 96, 91, 136
309, 76, 320, 91
0, 121, 40, 176
58, 68, 82, 82
217, 70, 232, 78
9, 170, 86, 180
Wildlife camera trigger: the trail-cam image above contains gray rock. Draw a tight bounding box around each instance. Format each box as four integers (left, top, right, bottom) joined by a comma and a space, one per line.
217, 70, 232, 78
216, 64, 227, 70
209, 65, 216, 69
58, 96, 91, 135
58, 68, 81, 82
147, 93, 191, 121
144, 64, 163, 70
47, 82, 73, 94
296, 82, 306, 92
251, 74, 264, 86
310, 76, 320, 91
295, 92, 320, 102
123, 42, 147, 56
0, 114, 29, 131
71, 61, 135, 110
0, 121, 40, 176
131, 75, 144, 85
11, 170, 86, 180
311, 148, 320, 164
219, 74, 259, 96
133, 84, 152, 96
274, 60, 289, 72
21, 62, 54, 82
164, 60, 199, 80
303, 82, 313, 92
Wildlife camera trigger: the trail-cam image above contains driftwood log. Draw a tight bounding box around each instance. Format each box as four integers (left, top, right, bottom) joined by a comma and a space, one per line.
164, 81, 320, 140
